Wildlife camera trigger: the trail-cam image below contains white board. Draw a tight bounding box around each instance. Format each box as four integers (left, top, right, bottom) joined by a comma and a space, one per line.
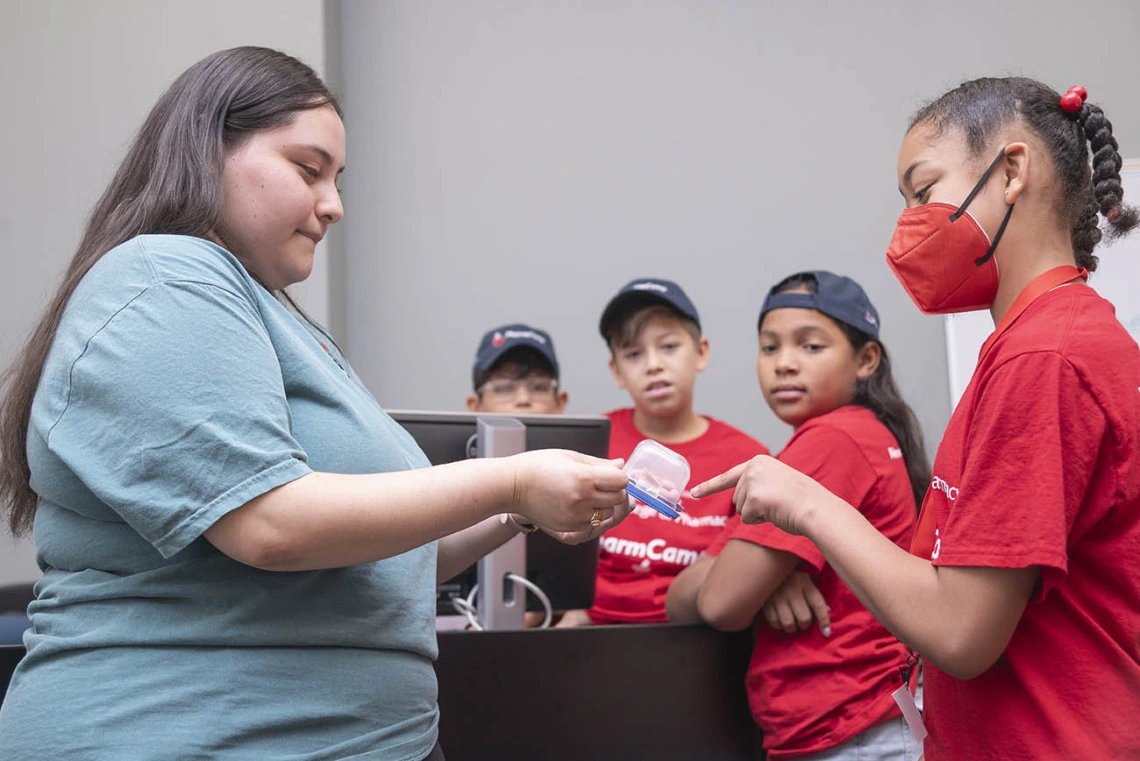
945, 161, 1140, 407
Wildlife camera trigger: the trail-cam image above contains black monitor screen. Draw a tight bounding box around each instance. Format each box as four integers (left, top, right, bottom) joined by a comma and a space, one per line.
387, 411, 610, 615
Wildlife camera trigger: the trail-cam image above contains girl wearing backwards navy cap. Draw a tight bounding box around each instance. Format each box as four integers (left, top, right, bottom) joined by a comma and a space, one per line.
669, 271, 929, 761
693, 79, 1140, 761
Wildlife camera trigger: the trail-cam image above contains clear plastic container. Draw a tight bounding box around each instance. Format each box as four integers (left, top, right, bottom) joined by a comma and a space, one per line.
623, 439, 690, 520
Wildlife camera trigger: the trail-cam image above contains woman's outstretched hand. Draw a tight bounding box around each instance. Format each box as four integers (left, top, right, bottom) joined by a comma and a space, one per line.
510, 450, 629, 533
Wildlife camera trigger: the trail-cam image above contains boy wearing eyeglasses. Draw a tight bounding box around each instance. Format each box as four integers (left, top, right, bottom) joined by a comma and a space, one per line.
467, 324, 568, 415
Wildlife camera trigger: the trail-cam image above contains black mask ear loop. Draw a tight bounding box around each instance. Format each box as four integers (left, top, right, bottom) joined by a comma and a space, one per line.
947, 148, 1015, 266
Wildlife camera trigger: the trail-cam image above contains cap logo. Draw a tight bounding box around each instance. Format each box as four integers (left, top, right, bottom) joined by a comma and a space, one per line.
499, 329, 547, 345
631, 281, 668, 294
865, 311, 878, 328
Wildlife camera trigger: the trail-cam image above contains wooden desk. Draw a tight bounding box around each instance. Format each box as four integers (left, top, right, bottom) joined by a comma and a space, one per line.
435, 623, 762, 760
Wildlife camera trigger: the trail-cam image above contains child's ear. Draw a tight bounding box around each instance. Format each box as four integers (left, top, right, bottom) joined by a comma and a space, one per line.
555, 389, 569, 414
855, 342, 882, 381
695, 336, 710, 373
608, 355, 627, 390
1002, 141, 1030, 205
466, 394, 481, 412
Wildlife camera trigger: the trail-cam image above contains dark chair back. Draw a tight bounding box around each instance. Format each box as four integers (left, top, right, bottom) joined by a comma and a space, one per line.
0, 584, 34, 615
0, 645, 25, 705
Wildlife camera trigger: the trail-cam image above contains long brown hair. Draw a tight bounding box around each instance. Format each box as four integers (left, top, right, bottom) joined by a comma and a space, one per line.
0, 47, 340, 535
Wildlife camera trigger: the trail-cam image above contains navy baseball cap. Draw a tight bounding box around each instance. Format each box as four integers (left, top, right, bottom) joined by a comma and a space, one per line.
758, 271, 881, 339
598, 278, 701, 341
473, 323, 560, 378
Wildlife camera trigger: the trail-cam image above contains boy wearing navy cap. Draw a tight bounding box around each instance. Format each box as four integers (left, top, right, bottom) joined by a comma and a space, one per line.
466, 324, 568, 415
557, 278, 769, 627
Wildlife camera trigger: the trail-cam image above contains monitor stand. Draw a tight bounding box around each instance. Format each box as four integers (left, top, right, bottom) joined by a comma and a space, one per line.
475, 416, 527, 630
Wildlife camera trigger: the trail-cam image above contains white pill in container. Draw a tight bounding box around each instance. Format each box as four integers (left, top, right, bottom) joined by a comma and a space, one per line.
623, 439, 690, 519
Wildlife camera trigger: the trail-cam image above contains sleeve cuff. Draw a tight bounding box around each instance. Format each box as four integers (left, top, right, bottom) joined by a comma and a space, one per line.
151, 458, 313, 558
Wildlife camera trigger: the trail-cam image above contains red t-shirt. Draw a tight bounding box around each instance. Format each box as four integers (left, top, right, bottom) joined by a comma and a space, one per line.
705, 405, 917, 759
587, 408, 768, 624
910, 285, 1140, 761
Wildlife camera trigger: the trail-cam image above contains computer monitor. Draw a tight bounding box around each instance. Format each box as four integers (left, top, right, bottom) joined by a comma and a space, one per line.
387, 411, 610, 616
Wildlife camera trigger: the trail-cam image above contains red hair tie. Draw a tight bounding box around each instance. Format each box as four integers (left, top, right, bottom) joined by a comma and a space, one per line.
1107, 208, 1121, 222
1060, 85, 1088, 113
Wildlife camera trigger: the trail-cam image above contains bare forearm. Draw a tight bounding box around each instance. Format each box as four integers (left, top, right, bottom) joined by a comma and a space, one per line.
698, 543, 800, 632
691, 456, 1036, 677
437, 515, 526, 584
665, 555, 712, 624
804, 496, 936, 640
207, 457, 516, 572
802, 492, 1035, 678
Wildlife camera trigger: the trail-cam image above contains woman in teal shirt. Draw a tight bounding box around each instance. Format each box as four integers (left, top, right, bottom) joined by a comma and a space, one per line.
0, 47, 629, 761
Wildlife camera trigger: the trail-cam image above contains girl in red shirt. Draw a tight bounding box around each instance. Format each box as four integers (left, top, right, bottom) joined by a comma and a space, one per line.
668, 270, 930, 760
694, 78, 1140, 761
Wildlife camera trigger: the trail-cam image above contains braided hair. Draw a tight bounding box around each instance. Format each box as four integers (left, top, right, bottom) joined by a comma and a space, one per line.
909, 77, 1138, 271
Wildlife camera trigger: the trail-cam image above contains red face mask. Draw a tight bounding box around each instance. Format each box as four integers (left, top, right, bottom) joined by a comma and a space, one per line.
886, 149, 1013, 315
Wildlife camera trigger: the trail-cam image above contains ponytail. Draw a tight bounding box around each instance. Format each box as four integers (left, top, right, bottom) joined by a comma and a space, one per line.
838, 326, 931, 509
911, 77, 1137, 272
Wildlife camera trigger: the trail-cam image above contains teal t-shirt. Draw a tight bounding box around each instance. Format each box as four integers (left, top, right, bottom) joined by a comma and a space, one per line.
0, 235, 440, 760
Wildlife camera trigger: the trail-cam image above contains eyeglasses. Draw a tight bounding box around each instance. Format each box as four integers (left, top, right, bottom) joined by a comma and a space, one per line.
479, 378, 560, 399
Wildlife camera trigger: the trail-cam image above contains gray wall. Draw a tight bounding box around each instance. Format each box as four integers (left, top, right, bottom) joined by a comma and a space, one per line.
335, 0, 1140, 457
0, 0, 329, 584
4, 1, 1140, 584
